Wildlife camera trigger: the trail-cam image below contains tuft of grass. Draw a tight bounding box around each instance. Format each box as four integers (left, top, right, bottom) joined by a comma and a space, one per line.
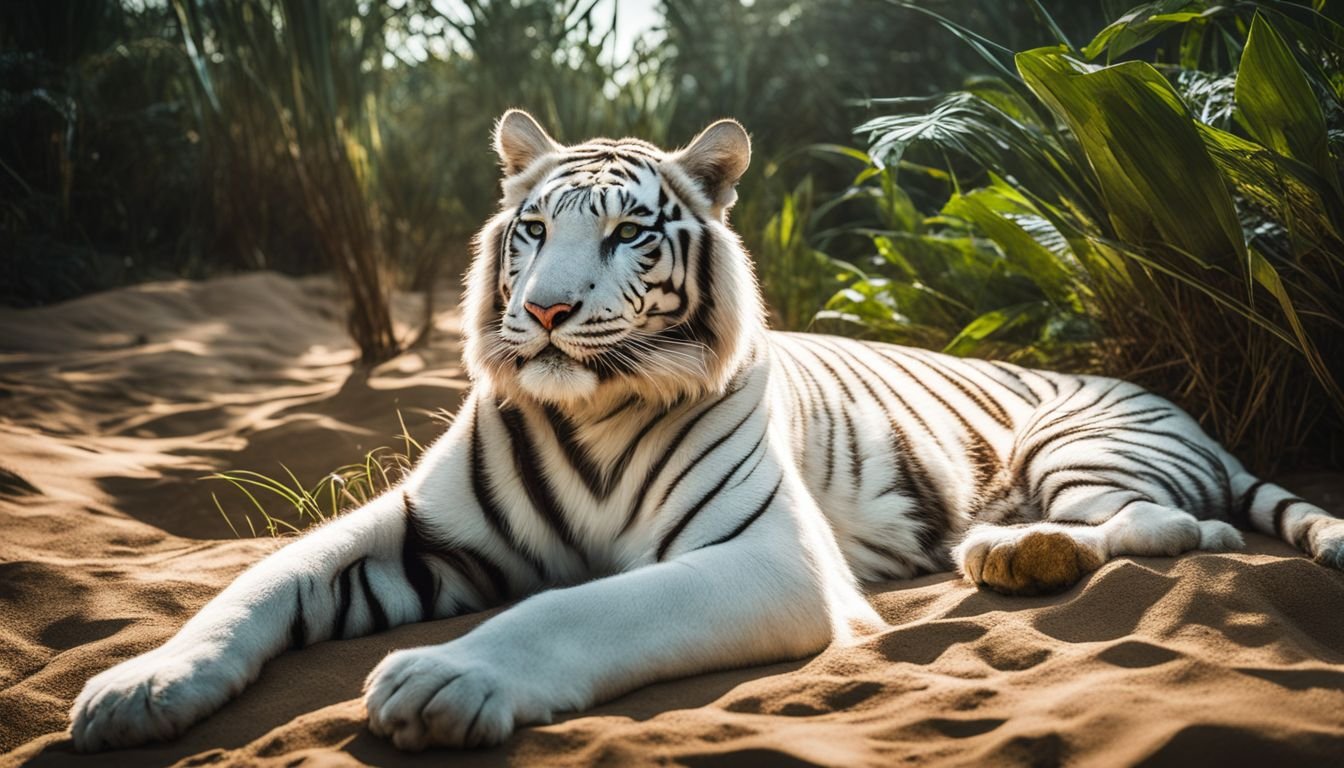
208, 411, 430, 536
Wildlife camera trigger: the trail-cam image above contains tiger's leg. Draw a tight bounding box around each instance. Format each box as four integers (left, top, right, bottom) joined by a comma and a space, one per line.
362, 471, 879, 750
954, 380, 1251, 596
71, 398, 530, 751
1230, 472, 1344, 568
955, 494, 1243, 595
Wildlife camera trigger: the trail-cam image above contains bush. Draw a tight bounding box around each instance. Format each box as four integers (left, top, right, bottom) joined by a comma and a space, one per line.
813, 1, 1344, 471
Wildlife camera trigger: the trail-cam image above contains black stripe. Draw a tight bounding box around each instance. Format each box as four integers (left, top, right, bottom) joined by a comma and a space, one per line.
459, 547, 511, 602
544, 401, 670, 500
786, 340, 860, 488
543, 404, 606, 495
1116, 448, 1207, 511
734, 438, 771, 489
1092, 434, 1225, 491
655, 406, 757, 514
699, 478, 782, 551
1040, 477, 1131, 509
432, 545, 510, 606
290, 584, 306, 650
777, 340, 836, 489
1108, 424, 1227, 476
401, 493, 439, 620
842, 402, 862, 487
1029, 382, 1136, 445
621, 382, 748, 534
772, 359, 808, 450
470, 406, 546, 577
657, 429, 768, 560
984, 360, 1044, 403
1232, 480, 1267, 529
906, 350, 1013, 428
402, 487, 509, 607
1035, 462, 1183, 510
676, 229, 692, 278
853, 535, 921, 578
1052, 446, 1192, 510
887, 353, 999, 488
333, 559, 359, 639
357, 560, 389, 633
497, 403, 589, 566
802, 338, 951, 549
1013, 382, 1127, 481
694, 227, 714, 315
1111, 492, 1155, 517
1273, 497, 1306, 541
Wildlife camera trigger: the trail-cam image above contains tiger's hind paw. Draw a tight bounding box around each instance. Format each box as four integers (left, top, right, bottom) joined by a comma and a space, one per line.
1310, 521, 1344, 571
956, 528, 1104, 596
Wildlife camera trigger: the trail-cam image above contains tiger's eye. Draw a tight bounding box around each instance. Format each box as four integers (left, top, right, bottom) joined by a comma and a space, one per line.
525, 221, 545, 238
616, 223, 641, 241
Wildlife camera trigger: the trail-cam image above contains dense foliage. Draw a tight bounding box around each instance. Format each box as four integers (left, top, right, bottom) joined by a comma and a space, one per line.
1, 1, 1084, 312
815, 1, 1343, 469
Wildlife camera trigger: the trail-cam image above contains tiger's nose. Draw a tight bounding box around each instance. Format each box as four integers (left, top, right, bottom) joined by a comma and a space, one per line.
524, 301, 577, 331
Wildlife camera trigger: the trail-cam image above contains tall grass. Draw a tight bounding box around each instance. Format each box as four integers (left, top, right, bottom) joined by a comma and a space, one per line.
817, 1, 1344, 471
171, 0, 416, 364
6, 1, 1097, 326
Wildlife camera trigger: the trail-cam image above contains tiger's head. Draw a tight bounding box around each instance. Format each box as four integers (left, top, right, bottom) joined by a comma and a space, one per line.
462, 110, 765, 409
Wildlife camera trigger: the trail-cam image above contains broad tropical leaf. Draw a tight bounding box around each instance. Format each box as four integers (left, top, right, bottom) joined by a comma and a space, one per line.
1017, 48, 1247, 267
1236, 13, 1339, 196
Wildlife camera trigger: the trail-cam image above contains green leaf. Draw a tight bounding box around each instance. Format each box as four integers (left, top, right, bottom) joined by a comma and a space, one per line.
1235, 14, 1339, 197
808, 143, 873, 165
1081, 0, 1202, 61
943, 184, 1080, 309
1198, 121, 1344, 254
1016, 48, 1247, 267
872, 236, 917, 279
965, 76, 1048, 125
943, 302, 1048, 356
1246, 247, 1342, 401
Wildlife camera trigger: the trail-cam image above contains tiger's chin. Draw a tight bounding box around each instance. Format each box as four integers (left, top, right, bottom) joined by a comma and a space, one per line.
515, 347, 600, 404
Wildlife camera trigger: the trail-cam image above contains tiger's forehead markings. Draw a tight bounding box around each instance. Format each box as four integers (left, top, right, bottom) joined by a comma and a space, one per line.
530, 145, 663, 220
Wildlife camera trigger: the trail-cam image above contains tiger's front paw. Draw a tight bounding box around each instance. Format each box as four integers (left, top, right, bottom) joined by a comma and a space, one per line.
364, 643, 568, 750
70, 646, 244, 751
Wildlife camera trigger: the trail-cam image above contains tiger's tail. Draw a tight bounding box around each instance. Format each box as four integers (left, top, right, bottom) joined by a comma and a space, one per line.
1229, 472, 1344, 568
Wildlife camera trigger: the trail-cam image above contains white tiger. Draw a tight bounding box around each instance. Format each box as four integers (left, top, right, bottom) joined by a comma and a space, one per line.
71, 110, 1344, 751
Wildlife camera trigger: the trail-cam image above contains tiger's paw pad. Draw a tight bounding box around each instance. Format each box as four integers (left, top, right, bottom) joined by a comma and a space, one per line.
364, 646, 553, 750
958, 530, 1103, 596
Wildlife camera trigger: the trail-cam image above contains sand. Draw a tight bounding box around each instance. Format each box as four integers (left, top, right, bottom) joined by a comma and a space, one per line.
2, 272, 1342, 767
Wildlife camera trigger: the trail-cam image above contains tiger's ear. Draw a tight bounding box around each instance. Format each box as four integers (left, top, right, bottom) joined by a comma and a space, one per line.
494, 109, 562, 176
674, 119, 751, 211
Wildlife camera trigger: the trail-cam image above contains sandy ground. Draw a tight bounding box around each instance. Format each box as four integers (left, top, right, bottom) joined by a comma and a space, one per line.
2, 272, 1343, 767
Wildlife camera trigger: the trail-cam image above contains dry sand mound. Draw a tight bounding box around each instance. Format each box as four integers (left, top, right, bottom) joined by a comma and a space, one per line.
2, 273, 1342, 767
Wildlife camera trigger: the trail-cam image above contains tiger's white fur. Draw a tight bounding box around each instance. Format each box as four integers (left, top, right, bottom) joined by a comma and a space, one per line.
71, 111, 1344, 751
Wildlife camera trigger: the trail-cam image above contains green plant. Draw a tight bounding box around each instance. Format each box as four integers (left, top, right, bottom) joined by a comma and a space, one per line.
824, 1, 1344, 470
732, 175, 834, 331
171, 0, 404, 364
210, 411, 428, 536
809, 142, 1097, 365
